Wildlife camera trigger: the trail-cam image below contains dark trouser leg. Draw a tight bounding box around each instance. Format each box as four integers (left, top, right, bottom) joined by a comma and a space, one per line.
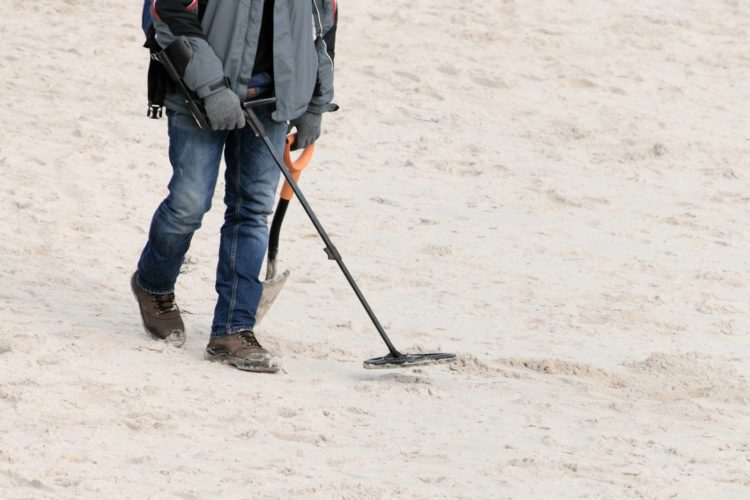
211, 106, 286, 336
137, 111, 227, 293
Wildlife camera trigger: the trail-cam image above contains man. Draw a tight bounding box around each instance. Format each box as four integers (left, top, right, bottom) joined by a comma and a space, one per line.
131, 0, 338, 373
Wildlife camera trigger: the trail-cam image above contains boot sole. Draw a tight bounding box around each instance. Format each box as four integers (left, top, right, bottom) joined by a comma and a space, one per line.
205, 348, 281, 373
130, 274, 186, 348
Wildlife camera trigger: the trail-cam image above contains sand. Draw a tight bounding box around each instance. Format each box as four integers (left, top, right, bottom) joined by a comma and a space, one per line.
1, 0, 750, 498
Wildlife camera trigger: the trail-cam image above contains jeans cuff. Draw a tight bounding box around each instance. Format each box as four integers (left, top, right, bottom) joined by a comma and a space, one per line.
134, 273, 175, 296
210, 325, 255, 339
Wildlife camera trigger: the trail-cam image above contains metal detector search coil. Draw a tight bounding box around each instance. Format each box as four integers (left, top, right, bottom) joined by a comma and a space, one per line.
363, 353, 457, 369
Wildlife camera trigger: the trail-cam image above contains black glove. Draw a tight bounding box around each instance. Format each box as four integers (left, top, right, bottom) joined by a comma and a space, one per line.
204, 88, 246, 131
289, 111, 322, 150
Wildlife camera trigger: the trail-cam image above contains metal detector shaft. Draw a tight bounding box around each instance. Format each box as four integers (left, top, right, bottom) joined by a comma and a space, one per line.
244, 105, 402, 358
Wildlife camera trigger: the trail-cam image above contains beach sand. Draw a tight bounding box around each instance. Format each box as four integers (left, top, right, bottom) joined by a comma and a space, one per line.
1, 0, 749, 497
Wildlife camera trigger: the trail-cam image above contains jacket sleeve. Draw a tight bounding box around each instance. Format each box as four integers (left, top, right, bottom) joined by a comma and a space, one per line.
152, 0, 227, 98
308, 0, 339, 113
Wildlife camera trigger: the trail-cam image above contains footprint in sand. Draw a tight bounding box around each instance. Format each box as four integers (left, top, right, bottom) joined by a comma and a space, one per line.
437, 64, 458, 76
569, 78, 597, 88
394, 70, 421, 82
354, 373, 443, 398
471, 75, 508, 89
421, 244, 453, 256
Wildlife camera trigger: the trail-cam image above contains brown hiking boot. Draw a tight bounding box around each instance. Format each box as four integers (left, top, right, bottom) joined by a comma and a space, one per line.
205, 330, 280, 373
130, 273, 186, 347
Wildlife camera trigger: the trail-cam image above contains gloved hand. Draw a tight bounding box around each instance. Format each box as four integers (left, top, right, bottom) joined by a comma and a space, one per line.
289, 111, 322, 151
204, 87, 246, 131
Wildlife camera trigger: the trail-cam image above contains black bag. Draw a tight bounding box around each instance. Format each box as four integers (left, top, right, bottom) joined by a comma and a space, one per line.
144, 25, 171, 119
142, 0, 207, 119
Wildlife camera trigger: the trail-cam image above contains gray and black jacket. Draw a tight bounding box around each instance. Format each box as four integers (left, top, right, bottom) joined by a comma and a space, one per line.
153, 0, 338, 122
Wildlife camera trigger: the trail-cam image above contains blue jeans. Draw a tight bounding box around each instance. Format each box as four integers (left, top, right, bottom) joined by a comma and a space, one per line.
136, 107, 286, 337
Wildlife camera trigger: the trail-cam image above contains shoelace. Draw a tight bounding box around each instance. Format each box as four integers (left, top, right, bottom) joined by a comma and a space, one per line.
238, 331, 262, 348
152, 293, 178, 315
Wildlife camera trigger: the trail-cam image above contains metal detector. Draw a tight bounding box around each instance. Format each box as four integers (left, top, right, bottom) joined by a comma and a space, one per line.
243, 98, 456, 369
152, 35, 455, 368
